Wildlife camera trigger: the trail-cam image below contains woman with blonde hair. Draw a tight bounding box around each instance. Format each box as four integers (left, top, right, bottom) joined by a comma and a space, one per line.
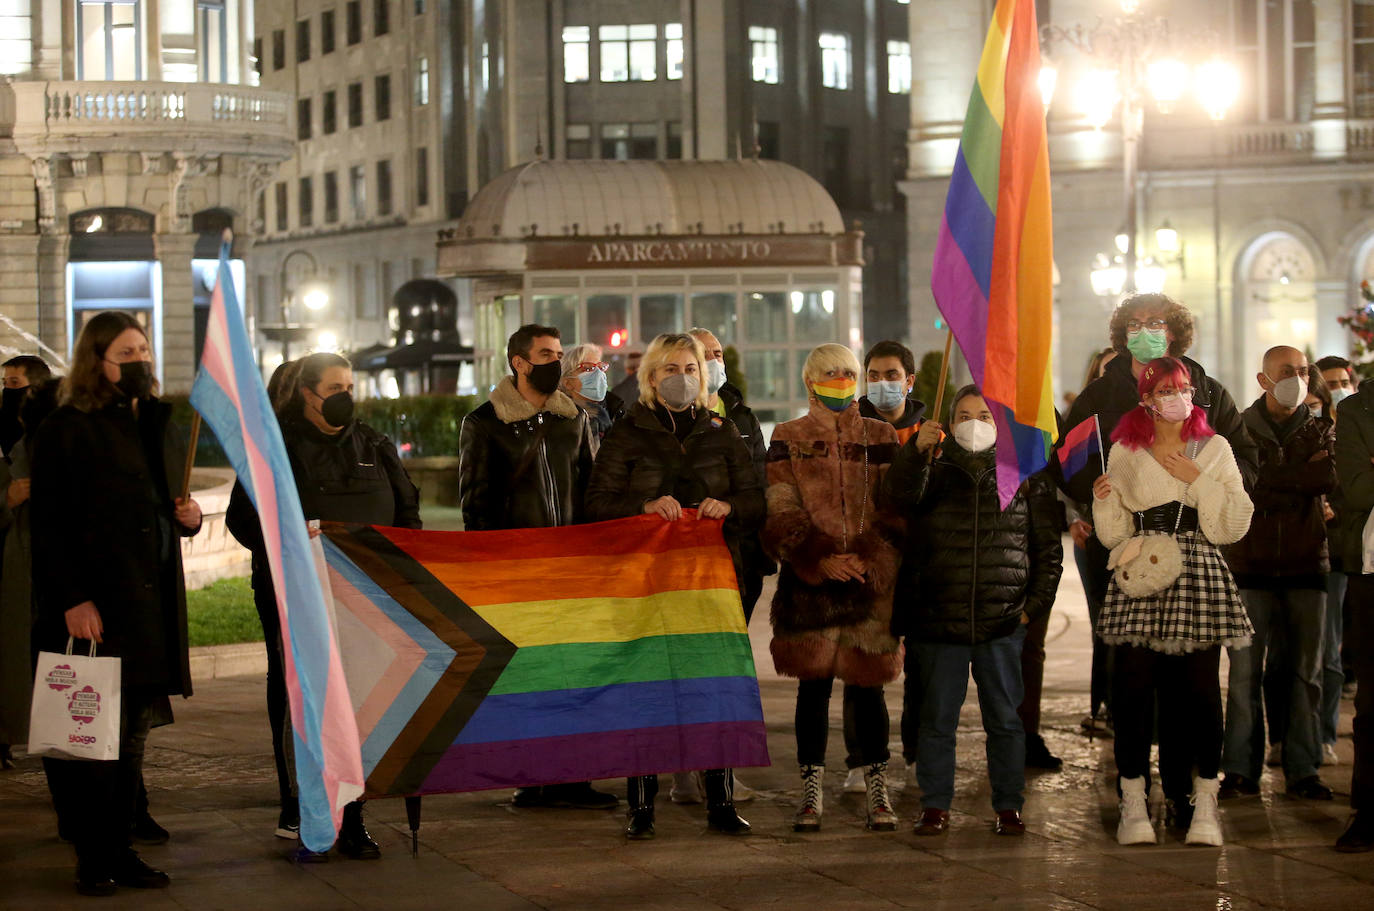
586, 332, 764, 839
763, 343, 902, 832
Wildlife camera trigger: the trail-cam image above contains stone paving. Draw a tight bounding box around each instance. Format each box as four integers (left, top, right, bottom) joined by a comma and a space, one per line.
2, 558, 1373, 909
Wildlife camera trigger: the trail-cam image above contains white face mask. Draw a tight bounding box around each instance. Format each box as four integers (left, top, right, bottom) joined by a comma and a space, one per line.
705, 358, 727, 395
953, 419, 997, 453
1266, 374, 1307, 410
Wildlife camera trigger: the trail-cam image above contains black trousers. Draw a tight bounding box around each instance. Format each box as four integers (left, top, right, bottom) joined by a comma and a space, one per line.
253, 574, 293, 808
795, 678, 889, 768
1113, 644, 1222, 803
900, 646, 922, 762
1346, 574, 1374, 811
45, 687, 157, 865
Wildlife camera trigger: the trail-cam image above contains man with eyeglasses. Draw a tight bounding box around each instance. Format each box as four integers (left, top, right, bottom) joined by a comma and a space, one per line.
458, 324, 616, 811
1053, 293, 1257, 829
1220, 346, 1336, 803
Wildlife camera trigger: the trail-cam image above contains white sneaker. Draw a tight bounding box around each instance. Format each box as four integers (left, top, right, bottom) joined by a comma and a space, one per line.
1323, 743, 1340, 766
1117, 777, 1156, 845
1266, 743, 1282, 767
843, 767, 866, 793
1184, 776, 1223, 846
670, 770, 703, 804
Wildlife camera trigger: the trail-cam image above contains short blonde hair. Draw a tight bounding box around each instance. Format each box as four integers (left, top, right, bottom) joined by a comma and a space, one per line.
802, 343, 861, 393
638, 333, 709, 408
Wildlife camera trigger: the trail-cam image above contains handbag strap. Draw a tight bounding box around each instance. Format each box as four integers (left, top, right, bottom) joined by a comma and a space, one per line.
64, 636, 97, 658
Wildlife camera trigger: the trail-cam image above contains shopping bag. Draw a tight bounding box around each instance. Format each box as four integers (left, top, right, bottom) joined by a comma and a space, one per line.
27, 638, 121, 761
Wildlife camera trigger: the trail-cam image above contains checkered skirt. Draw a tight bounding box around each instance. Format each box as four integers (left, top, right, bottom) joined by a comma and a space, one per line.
1099, 531, 1254, 654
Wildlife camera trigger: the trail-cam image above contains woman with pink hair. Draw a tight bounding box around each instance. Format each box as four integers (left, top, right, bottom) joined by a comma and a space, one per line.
1092, 357, 1253, 848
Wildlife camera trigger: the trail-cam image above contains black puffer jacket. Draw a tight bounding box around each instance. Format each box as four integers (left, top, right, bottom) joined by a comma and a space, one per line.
883, 436, 1063, 645
281, 415, 421, 528
459, 377, 595, 530
585, 402, 764, 588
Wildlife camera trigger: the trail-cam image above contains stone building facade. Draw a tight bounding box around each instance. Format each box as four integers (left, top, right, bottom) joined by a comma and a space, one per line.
903, 0, 1374, 403
0, 0, 292, 390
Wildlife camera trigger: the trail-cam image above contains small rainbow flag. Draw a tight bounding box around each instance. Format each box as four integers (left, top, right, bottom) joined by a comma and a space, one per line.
321, 513, 769, 795
931, 0, 1058, 507
1056, 415, 1104, 483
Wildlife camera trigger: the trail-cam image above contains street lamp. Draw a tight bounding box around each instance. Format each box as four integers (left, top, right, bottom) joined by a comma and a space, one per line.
276, 249, 332, 361
1039, 0, 1239, 295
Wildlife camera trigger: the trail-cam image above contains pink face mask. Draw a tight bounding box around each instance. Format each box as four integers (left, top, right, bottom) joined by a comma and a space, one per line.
1147, 390, 1193, 423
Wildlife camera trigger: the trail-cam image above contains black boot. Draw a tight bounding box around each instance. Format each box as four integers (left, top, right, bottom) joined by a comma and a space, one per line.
336, 801, 381, 859
703, 769, 750, 835
625, 776, 656, 840
74, 847, 116, 897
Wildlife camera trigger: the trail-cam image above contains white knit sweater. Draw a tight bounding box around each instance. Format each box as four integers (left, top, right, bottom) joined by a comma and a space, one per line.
1092, 435, 1253, 549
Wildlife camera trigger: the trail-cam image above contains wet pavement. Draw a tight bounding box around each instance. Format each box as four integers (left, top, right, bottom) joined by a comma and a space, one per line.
2, 554, 1372, 909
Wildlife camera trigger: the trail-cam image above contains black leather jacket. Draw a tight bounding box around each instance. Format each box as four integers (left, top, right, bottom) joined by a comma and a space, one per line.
458, 378, 595, 530
585, 401, 764, 586
884, 437, 1063, 645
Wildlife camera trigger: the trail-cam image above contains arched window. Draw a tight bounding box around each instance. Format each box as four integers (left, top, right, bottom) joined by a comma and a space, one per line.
1238, 233, 1318, 382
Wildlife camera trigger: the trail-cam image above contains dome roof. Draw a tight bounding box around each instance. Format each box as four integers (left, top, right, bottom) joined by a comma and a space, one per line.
456, 159, 845, 240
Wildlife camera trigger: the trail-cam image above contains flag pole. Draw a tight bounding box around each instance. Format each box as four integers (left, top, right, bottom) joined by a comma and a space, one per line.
180, 413, 201, 501
931, 327, 955, 422
1094, 414, 1106, 475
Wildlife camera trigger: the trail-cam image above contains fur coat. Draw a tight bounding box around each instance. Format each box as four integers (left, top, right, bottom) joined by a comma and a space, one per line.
763, 400, 902, 685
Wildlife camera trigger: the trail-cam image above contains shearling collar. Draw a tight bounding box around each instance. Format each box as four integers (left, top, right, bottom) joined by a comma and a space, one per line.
489, 376, 578, 423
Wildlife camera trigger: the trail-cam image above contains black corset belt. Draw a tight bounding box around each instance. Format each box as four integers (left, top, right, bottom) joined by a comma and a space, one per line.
1135, 502, 1199, 533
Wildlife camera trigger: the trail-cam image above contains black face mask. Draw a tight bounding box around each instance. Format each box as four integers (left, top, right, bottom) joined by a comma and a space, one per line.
1, 386, 26, 414
319, 391, 355, 427
526, 360, 563, 396
114, 361, 154, 399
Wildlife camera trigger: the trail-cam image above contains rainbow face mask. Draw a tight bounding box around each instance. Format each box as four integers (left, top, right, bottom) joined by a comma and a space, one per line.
812, 376, 857, 412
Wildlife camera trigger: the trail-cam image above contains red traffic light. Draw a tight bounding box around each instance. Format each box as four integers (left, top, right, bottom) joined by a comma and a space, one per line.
608, 329, 626, 348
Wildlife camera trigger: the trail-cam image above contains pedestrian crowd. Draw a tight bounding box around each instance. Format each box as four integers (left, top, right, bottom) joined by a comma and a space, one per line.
1, 293, 1373, 898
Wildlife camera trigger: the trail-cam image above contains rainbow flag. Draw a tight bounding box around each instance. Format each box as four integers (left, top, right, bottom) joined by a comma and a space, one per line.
931, 0, 1057, 507
321, 513, 769, 795
190, 238, 364, 852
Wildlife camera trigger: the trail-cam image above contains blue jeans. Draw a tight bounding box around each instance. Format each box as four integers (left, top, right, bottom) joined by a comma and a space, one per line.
915, 625, 1027, 812
1322, 572, 1347, 745
1222, 587, 1325, 783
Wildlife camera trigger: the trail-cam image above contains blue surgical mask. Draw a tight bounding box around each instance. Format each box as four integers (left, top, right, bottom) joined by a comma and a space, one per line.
578, 369, 608, 402
705, 359, 727, 395
867, 380, 908, 413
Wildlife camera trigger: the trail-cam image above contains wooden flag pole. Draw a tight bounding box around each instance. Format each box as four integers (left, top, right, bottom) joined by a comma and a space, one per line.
180, 412, 202, 502
931, 327, 955, 422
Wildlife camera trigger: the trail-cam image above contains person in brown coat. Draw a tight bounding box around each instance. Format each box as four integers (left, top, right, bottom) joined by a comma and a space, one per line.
763, 343, 901, 833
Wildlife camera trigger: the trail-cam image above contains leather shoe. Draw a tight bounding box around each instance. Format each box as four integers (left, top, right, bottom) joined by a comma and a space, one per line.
1287, 775, 1334, 801
111, 851, 170, 889
75, 860, 117, 897
913, 807, 950, 836
706, 803, 751, 835
625, 808, 655, 840
994, 809, 1025, 836
1218, 773, 1260, 799
1335, 812, 1374, 853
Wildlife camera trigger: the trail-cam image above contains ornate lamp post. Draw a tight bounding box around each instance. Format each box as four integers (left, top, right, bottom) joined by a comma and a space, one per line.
1039, 0, 1239, 296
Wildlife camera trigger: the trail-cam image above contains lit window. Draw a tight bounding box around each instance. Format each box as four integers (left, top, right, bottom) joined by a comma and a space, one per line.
563, 26, 590, 83
887, 40, 911, 94
414, 56, 429, 105
749, 26, 779, 84
0, 1, 32, 76
481, 41, 489, 91
666, 23, 684, 80
819, 32, 850, 90
600, 24, 656, 82
77, 0, 144, 80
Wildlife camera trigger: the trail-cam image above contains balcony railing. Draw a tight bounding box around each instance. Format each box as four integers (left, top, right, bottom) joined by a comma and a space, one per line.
1137, 119, 1374, 169
6, 80, 293, 153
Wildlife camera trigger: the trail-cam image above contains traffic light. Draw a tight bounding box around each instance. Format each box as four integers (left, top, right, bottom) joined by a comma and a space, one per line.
608, 329, 626, 348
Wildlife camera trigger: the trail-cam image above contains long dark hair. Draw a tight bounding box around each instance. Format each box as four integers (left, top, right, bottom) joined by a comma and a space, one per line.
60, 311, 158, 412
282, 352, 350, 418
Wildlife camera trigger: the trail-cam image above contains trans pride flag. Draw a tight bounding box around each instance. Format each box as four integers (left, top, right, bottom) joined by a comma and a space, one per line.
320, 513, 769, 796
931, 0, 1058, 507
190, 238, 365, 851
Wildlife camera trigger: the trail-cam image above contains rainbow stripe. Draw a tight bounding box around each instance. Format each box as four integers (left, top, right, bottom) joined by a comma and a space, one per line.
931, 0, 1058, 506
321, 513, 769, 796
812, 376, 857, 410
190, 241, 364, 851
